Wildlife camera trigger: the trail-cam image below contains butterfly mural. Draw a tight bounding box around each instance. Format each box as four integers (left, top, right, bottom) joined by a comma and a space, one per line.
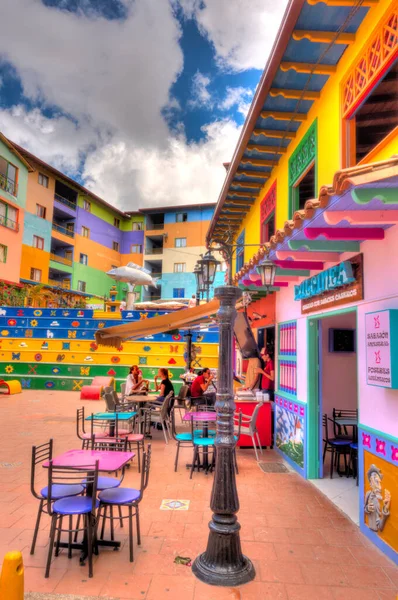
169, 345, 179, 353
21, 379, 31, 388
80, 367, 90, 376
140, 313, 148, 320
68, 331, 77, 338
11, 353, 20, 360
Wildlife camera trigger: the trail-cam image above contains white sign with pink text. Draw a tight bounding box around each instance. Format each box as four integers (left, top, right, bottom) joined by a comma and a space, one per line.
365, 310, 393, 388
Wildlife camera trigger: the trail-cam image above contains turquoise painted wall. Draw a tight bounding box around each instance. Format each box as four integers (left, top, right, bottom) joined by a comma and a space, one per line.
22, 212, 52, 251
0, 139, 29, 209
161, 271, 225, 299
164, 206, 214, 224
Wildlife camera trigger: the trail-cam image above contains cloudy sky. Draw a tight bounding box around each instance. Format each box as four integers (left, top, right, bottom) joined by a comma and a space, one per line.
0, 0, 288, 211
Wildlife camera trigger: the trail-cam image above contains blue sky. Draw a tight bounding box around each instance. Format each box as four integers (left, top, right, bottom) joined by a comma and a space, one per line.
0, 0, 287, 209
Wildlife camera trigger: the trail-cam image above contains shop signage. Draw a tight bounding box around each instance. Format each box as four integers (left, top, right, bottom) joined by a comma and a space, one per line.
295, 254, 363, 315
365, 309, 398, 389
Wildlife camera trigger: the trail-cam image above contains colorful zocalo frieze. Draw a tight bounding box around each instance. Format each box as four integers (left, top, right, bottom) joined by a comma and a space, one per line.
0, 307, 94, 318
0, 328, 220, 343
274, 395, 306, 477
359, 426, 398, 563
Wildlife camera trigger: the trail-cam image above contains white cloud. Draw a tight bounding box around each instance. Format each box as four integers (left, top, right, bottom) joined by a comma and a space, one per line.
177, 0, 289, 71
189, 71, 213, 109
220, 86, 253, 117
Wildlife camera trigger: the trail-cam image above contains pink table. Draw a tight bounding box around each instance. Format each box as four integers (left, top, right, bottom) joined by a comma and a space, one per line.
43, 449, 135, 471
183, 412, 217, 422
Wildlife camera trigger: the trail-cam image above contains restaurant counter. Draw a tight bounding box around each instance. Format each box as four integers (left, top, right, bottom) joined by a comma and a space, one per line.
234, 398, 273, 449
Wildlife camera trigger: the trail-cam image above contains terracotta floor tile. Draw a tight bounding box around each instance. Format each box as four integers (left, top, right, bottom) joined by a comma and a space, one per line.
384, 566, 398, 588
273, 543, 315, 563
341, 565, 395, 589
258, 560, 304, 584
377, 590, 398, 600
146, 574, 195, 600
312, 544, 358, 565
193, 582, 243, 600
253, 526, 289, 543
241, 541, 277, 561
320, 528, 366, 546
300, 562, 347, 586
348, 545, 396, 567
238, 581, 287, 600
331, 587, 385, 600
100, 571, 152, 599
284, 528, 327, 546
285, 583, 334, 599
24, 566, 67, 593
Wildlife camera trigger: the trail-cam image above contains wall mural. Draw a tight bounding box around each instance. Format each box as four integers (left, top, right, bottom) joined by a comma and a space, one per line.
275, 396, 305, 473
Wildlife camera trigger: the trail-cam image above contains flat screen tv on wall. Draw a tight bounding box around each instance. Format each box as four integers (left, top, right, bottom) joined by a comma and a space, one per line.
328, 328, 356, 353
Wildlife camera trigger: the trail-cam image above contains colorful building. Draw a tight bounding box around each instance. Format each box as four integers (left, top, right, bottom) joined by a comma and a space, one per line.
0, 142, 221, 305
207, 0, 398, 563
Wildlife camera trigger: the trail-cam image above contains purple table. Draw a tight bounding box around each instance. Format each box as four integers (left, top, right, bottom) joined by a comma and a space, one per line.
43, 449, 135, 559
183, 412, 217, 472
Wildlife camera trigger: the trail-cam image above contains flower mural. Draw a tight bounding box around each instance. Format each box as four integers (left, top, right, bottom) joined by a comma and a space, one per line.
30, 320, 38, 327
5, 365, 13, 374
362, 433, 372, 449
391, 447, 398, 462
376, 439, 386, 456
275, 404, 304, 469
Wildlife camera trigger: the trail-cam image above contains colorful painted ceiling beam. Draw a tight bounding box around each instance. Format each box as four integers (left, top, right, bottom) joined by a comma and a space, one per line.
280, 62, 337, 75
324, 210, 398, 226
253, 129, 296, 139
307, 0, 378, 7
269, 88, 321, 100
287, 240, 361, 252
303, 227, 385, 241
227, 191, 258, 198
275, 268, 310, 277
241, 278, 289, 288
230, 181, 263, 189
240, 158, 279, 167
236, 170, 270, 179
260, 111, 307, 122
275, 250, 340, 262
292, 30, 356, 44
274, 259, 324, 270
246, 144, 288, 154
352, 187, 397, 204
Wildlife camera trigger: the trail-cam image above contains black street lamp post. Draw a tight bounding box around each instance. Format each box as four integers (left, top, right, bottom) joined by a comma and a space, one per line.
192, 243, 256, 587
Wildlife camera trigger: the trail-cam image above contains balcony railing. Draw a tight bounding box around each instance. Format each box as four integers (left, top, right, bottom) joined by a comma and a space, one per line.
0, 214, 19, 232
54, 193, 76, 211
50, 253, 73, 266
52, 223, 75, 238
146, 223, 164, 230
0, 174, 17, 197
145, 247, 163, 255
49, 278, 71, 289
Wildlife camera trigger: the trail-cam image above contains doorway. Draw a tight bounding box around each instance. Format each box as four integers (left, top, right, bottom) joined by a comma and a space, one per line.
308, 309, 359, 524
257, 325, 275, 356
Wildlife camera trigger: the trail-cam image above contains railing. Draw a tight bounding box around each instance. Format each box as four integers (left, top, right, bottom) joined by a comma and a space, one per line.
0, 174, 17, 197
0, 214, 19, 232
48, 278, 71, 289
54, 193, 76, 211
145, 247, 163, 255
52, 223, 75, 238
50, 253, 73, 266
146, 223, 164, 230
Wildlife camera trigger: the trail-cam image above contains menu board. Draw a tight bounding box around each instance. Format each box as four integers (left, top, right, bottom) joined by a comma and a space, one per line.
365, 309, 398, 389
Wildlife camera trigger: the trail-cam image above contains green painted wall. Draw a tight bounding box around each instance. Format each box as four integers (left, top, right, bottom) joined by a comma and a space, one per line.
49, 260, 73, 274
0, 139, 29, 209
72, 262, 125, 298
121, 214, 144, 232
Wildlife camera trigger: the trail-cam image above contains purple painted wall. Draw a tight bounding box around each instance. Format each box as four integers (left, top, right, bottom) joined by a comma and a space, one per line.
120, 231, 144, 254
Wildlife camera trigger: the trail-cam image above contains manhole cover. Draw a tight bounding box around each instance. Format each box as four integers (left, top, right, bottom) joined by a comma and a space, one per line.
258, 462, 290, 473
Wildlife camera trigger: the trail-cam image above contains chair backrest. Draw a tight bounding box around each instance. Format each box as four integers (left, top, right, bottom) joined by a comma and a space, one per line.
31, 439, 53, 499
91, 435, 127, 452
249, 401, 264, 434
322, 414, 329, 442
120, 382, 126, 401
104, 391, 116, 412
170, 407, 178, 439
90, 413, 114, 437
177, 385, 189, 401
332, 408, 357, 437
234, 410, 242, 442
138, 444, 152, 500
160, 392, 173, 420
47, 460, 99, 516
76, 407, 85, 439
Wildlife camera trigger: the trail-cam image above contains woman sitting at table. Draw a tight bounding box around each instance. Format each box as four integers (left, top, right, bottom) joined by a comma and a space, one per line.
154, 368, 174, 405
125, 365, 146, 396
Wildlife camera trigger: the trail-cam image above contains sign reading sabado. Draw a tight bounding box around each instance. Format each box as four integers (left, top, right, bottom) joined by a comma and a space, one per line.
365, 309, 398, 389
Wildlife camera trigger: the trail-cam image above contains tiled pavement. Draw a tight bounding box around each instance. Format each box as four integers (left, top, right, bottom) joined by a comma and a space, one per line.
0, 390, 397, 600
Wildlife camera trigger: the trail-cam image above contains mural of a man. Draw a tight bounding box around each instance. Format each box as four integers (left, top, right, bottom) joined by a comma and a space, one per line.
364, 464, 391, 533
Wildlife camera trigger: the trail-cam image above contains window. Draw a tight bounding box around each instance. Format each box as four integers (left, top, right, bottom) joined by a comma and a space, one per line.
174, 263, 186, 273
130, 244, 142, 253
294, 164, 315, 211
77, 280, 86, 292
176, 212, 187, 223
113, 217, 120, 228
33, 235, 44, 250
0, 244, 7, 263
260, 182, 276, 244
0, 200, 18, 231
65, 250, 73, 262
288, 120, 317, 217
175, 238, 186, 248
0, 157, 18, 196
30, 268, 42, 282
83, 199, 91, 212
236, 231, 245, 272
132, 222, 143, 231
36, 204, 46, 219
79, 253, 88, 265
81, 226, 89, 238
38, 173, 49, 188
173, 288, 185, 298
66, 223, 74, 233
112, 241, 120, 252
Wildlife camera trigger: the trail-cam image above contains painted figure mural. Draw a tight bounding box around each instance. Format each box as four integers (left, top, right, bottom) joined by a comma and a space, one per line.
364, 464, 391, 533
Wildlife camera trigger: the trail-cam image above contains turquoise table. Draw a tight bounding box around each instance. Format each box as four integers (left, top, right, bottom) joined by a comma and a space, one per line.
86, 411, 137, 437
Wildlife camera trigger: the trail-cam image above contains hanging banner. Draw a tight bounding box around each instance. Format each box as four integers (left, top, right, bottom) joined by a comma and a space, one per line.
294, 254, 363, 315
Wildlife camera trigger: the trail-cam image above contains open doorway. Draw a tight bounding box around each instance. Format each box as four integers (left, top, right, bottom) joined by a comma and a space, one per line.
310, 310, 359, 524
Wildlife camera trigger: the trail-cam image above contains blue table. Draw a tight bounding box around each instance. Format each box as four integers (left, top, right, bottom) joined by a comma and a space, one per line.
85, 411, 137, 437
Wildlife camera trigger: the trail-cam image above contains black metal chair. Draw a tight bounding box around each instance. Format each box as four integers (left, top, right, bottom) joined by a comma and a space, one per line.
322, 414, 351, 479
96, 445, 152, 562
76, 407, 108, 449
30, 440, 84, 555
170, 406, 194, 472
332, 408, 357, 440
348, 442, 359, 485
45, 460, 99, 578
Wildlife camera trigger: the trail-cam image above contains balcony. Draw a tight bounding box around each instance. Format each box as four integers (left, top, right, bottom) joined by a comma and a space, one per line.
52, 223, 75, 238
0, 214, 19, 232
146, 223, 164, 231
145, 247, 163, 255
0, 174, 17, 197
50, 253, 73, 266
48, 278, 71, 289
54, 193, 76, 211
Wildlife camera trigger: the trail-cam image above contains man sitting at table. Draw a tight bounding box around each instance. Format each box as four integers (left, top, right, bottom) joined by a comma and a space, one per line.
190, 368, 215, 405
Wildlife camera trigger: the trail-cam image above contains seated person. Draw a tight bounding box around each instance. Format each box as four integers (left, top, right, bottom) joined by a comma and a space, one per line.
190, 367, 215, 405
154, 368, 175, 406
180, 367, 196, 384
125, 365, 145, 396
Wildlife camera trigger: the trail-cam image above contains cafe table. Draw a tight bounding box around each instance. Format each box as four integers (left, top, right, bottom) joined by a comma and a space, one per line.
183, 412, 217, 472
86, 411, 137, 436
43, 448, 135, 560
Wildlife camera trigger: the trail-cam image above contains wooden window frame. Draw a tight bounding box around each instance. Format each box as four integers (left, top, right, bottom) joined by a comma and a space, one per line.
260, 182, 276, 244
0, 244, 7, 263
112, 241, 120, 252
81, 226, 90, 238
38, 173, 49, 188
175, 237, 187, 248
36, 203, 47, 219
174, 262, 186, 273
30, 268, 42, 282
33, 235, 44, 250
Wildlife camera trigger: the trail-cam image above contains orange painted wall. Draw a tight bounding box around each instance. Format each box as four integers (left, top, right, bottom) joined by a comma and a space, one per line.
20, 245, 50, 283
0, 196, 24, 284
120, 253, 143, 267
74, 234, 122, 271
163, 221, 211, 248
25, 162, 54, 223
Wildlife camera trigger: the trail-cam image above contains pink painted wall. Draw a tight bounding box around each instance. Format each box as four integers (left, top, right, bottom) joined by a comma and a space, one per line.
276, 224, 398, 438
321, 312, 357, 430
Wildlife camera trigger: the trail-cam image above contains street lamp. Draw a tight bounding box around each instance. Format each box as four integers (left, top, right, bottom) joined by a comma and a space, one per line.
193, 262, 204, 306
257, 259, 277, 291
192, 241, 255, 587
